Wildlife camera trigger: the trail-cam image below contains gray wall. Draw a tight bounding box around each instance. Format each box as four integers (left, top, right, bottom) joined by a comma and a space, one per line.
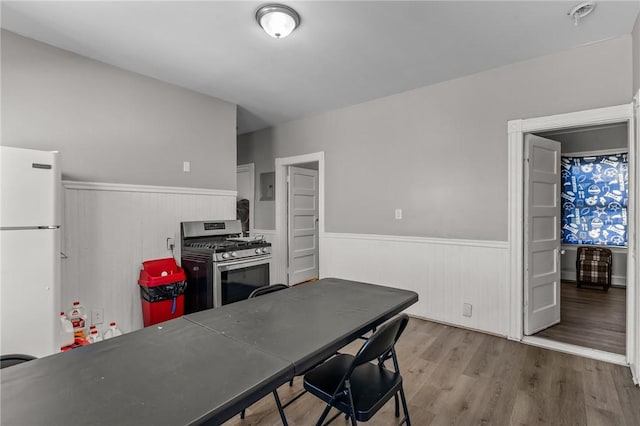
539, 124, 628, 153
238, 36, 633, 240
634, 13, 640, 95
2, 30, 237, 189
297, 162, 319, 171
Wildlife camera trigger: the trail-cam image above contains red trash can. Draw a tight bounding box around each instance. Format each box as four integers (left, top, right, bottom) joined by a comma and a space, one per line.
138, 258, 187, 327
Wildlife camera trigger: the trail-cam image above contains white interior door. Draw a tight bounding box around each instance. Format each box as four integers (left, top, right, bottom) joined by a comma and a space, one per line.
524, 134, 562, 335
287, 166, 319, 285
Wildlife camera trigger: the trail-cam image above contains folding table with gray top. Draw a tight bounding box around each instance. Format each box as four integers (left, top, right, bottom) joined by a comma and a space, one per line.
185, 278, 418, 375
1, 278, 417, 425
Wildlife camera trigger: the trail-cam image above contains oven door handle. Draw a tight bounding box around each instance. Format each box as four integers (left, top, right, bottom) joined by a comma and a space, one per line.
216, 256, 272, 271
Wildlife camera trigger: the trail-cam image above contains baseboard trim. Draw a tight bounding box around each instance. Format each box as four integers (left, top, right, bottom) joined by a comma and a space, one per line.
561, 271, 627, 287
408, 313, 507, 339
631, 363, 639, 385
62, 181, 236, 197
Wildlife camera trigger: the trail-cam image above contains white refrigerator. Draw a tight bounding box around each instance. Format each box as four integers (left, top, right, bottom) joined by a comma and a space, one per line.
1, 146, 62, 358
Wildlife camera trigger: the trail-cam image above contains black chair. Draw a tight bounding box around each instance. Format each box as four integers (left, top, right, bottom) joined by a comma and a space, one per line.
1, 354, 36, 369
248, 283, 289, 298
240, 284, 291, 425
303, 314, 411, 426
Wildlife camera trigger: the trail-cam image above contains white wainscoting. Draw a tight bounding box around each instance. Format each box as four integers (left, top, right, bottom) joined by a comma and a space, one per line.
61, 182, 236, 334
321, 233, 510, 336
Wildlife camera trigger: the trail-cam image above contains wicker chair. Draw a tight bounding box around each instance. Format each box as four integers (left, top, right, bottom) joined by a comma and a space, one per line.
576, 246, 612, 291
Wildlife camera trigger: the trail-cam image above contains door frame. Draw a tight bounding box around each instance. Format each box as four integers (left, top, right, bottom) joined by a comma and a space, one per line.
275, 152, 325, 285
236, 163, 255, 235
507, 102, 637, 379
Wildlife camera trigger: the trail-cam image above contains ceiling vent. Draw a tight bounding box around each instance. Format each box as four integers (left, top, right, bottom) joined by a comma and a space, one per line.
568, 1, 597, 26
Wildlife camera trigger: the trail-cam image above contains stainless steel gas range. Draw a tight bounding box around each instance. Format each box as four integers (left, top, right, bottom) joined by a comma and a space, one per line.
180, 220, 272, 313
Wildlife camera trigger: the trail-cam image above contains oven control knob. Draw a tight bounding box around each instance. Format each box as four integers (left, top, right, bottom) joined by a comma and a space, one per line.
262, 247, 270, 254
222, 253, 230, 259
231, 251, 238, 257
255, 248, 262, 254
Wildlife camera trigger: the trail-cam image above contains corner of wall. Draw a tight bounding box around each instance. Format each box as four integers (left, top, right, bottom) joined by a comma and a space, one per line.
633, 11, 640, 95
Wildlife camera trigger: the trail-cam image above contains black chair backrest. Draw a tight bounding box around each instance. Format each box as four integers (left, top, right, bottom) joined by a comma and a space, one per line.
1, 354, 36, 369
248, 283, 289, 299
352, 314, 409, 368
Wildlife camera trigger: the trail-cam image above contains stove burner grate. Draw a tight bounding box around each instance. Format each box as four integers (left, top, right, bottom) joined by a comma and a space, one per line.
185, 239, 269, 252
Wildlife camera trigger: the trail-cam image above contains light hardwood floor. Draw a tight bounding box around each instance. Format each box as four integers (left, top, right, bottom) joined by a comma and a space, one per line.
535, 282, 626, 354
224, 317, 640, 426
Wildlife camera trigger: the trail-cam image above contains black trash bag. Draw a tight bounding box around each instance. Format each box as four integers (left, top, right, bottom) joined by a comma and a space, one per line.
139, 281, 188, 303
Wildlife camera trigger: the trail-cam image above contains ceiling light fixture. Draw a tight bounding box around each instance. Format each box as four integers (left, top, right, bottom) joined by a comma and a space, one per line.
568, 1, 596, 26
256, 4, 300, 39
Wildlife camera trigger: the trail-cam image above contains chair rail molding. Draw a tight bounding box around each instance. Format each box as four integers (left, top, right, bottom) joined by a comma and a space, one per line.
63, 181, 236, 197
323, 232, 508, 249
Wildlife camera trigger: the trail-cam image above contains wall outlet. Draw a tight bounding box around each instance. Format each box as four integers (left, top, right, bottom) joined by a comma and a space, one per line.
395, 209, 403, 220
463, 303, 472, 318
166, 237, 175, 251
183, 161, 191, 172
92, 308, 104, 325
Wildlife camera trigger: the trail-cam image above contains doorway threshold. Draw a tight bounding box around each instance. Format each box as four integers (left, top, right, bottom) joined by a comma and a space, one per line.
521, 335, 627, 366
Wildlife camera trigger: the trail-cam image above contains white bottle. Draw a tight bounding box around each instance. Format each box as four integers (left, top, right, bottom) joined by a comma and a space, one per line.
60, 311, 74, 333
88, 329, 103, 344
103, 322, 122, 339
67, 301, 88, 337
88, 325, 98, 338
58, 311, 75, 348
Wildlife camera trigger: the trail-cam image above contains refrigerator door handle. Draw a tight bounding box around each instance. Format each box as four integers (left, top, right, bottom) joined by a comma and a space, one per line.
0, 225, 60, 230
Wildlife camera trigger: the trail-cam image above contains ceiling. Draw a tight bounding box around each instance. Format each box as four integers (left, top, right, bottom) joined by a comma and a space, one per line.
2, 1, 639, 135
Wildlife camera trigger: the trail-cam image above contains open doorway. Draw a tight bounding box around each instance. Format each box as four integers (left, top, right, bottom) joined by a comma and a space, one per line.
526, 124, 629, 355
507, 103, 637, 375
275, 152, 325, 286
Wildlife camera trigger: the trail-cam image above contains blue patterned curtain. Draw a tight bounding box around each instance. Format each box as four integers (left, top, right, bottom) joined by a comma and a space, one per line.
561, 153, 628, 246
